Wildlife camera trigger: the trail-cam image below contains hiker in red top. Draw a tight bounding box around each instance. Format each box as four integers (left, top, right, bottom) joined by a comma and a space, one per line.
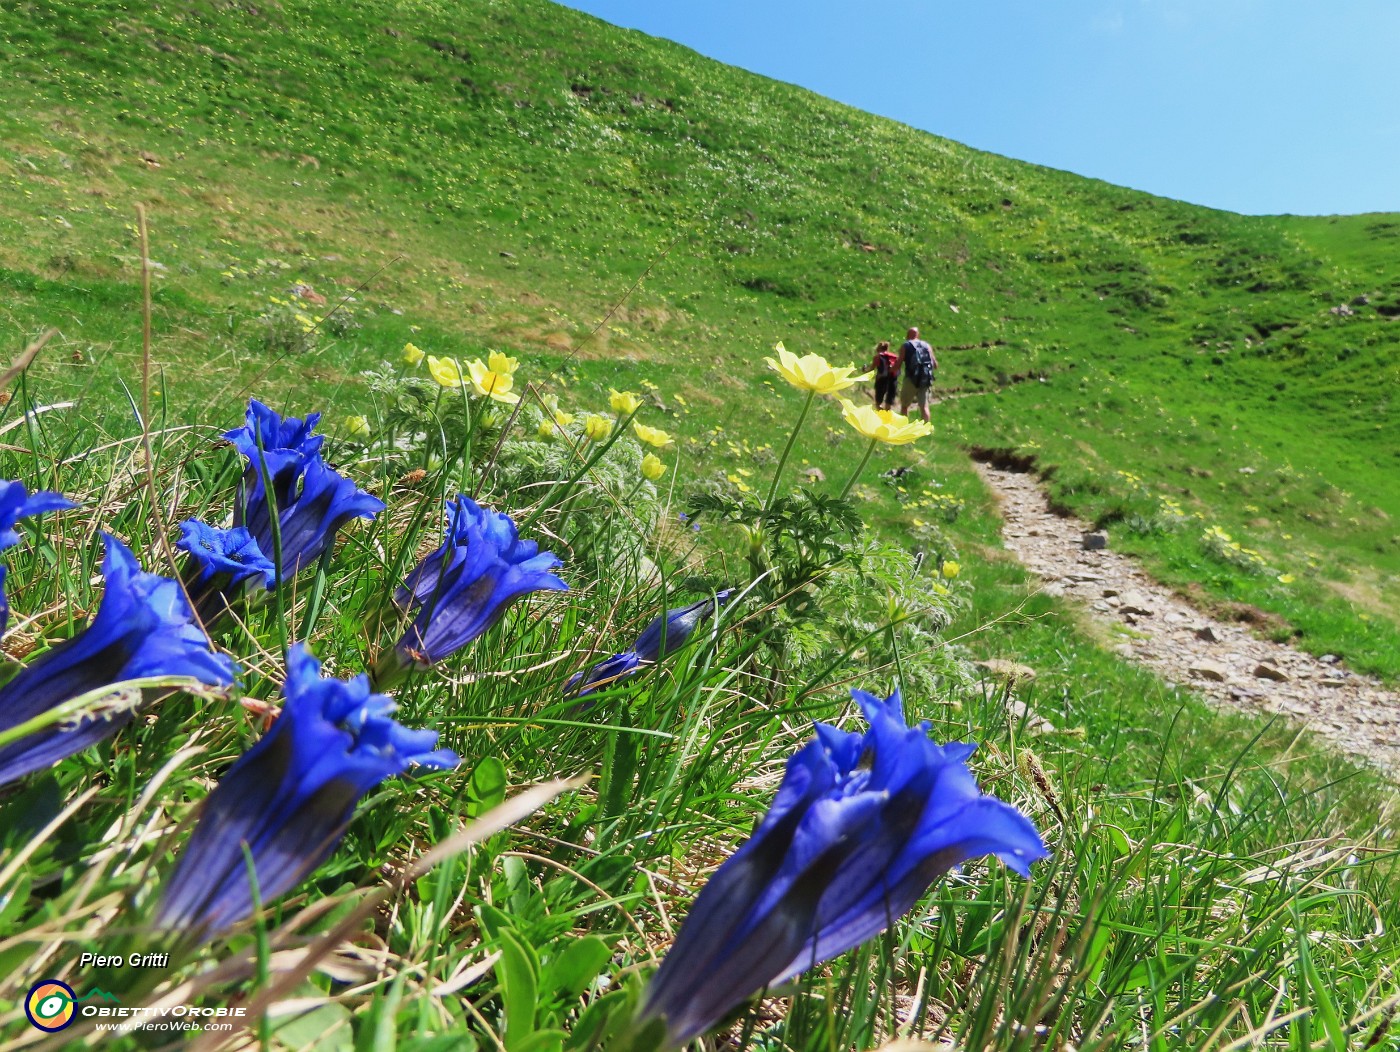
898, 327, 937, 423
870, 340, 899, 411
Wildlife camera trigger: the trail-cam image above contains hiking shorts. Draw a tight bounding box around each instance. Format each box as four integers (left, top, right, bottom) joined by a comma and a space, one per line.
901, 377, 931, 413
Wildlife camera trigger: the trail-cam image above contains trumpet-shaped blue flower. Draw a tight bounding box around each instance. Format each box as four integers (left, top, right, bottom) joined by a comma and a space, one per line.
566, 591, 731, 698
0, 535, 235, 788
633, 590, 732, 664
176, 520, 277, 623
563, 650, 641, 697
391, 495, 567, 670
224, 399, 324, 475
157, 643, 458, 943
0, 479, 76, 635
642, 688, 1048, 1044
225, 401, 383, 581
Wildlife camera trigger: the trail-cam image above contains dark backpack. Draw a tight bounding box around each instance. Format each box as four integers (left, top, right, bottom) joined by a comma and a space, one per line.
905, 341, 935, 387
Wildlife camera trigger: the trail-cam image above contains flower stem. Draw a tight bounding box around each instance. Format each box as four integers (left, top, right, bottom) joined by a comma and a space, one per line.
763, 387, 817, 516
838, 437, 879, 501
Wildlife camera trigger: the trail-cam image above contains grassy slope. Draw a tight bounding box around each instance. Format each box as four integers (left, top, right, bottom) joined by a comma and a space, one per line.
2, 0, 1396, 678
0, 2, 1397, 1047
0, 1, 1397, 757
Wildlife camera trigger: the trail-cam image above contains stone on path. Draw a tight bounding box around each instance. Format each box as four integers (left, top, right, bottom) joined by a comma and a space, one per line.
1120, 593, 1154, 617
1253, 663, 1289, 682
1194, 625, 1219, 643
1082, 530, 1109, 550
1190, 660, 1230, 682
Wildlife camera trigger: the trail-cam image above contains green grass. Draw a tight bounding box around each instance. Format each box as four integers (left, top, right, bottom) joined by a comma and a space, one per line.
0, 0, 1397, 1048
0, 0, 1395, 674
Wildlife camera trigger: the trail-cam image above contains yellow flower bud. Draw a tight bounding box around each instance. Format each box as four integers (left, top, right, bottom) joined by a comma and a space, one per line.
640, 453, 666, 481
427, 355, 464, 388
583, 414, 612, 441
610, 388, 643, 416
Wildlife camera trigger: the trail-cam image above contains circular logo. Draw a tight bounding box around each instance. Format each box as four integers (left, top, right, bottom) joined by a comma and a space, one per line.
25, 980, 76, 1032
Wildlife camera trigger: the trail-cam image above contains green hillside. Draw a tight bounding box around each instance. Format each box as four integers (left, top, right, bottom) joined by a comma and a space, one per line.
2, 3, 1399, 1050
2, 0, 1396, 672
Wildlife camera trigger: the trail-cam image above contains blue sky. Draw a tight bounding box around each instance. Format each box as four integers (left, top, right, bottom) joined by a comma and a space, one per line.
555, 1, 1400, 217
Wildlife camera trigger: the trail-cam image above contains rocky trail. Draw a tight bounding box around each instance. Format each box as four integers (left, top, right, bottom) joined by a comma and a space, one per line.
974, 460, 1400, 775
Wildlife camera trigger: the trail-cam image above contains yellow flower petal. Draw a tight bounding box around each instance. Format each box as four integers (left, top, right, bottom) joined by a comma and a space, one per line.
641, 453, 666, 481
427, 355, 464, 388
838, 399, 933, 445
488, 350, 519, 375
465, 359, 520, 404
765, 344, 874, 395
632, 421, 674, 448
610, 389, 643, 416
583, 414, 612, 441
403, 342, 425, 365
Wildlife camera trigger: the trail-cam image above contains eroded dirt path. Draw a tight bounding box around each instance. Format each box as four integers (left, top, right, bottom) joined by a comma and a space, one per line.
975, 461, 1400, 775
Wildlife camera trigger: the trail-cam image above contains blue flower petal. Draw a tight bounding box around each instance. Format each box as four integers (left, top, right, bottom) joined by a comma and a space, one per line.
157, 643, 457, 942
0, 535, 234, 787
642, 686, 1048, 1043
393, 495, 567, 668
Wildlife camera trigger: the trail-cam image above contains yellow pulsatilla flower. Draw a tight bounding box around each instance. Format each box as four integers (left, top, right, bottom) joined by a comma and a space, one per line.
403, 341, 425, 366
640, 453, 667, 481
488, 350, 519, 375
839, 400, 933, 445
583, 414, 612, 441
537, 419, 556, 440
610, 388, 643, 416
541, 394, 575, 427
941, 560, 961, 580
427, 355, 465, 388
465, 358, 520, 404
632, 421, 674, 448
344, 414, 371, 438
1277, 573, 1296, 584
766, 341, 872, 395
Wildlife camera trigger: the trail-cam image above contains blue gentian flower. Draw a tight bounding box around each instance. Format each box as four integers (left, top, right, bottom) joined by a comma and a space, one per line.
633, 590, 732, 664
225, 400, 383, 581
566, 590, 731, 699
224, 399, 325, 472
563, 651, 641, 697
641, 687, 1048, 1044
156, 643, 458, 943
389, 495, 567, 671
177, 520, 276, 622
0, 535, 235, 788
0, 479, 76, 635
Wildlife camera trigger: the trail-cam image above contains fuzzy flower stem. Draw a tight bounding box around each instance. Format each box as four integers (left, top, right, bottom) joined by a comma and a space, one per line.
838, 437, 880, 501
763, 387, 817, 517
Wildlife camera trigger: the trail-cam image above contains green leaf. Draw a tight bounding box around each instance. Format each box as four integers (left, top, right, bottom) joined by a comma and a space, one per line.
543, 935, 612, 1001
497, 927, 540, 1051
469, 757, 508, 816
511, 1030, 566, 1052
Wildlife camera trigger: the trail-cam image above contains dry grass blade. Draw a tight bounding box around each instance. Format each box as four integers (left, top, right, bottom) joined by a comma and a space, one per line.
0, 328, 56, 393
